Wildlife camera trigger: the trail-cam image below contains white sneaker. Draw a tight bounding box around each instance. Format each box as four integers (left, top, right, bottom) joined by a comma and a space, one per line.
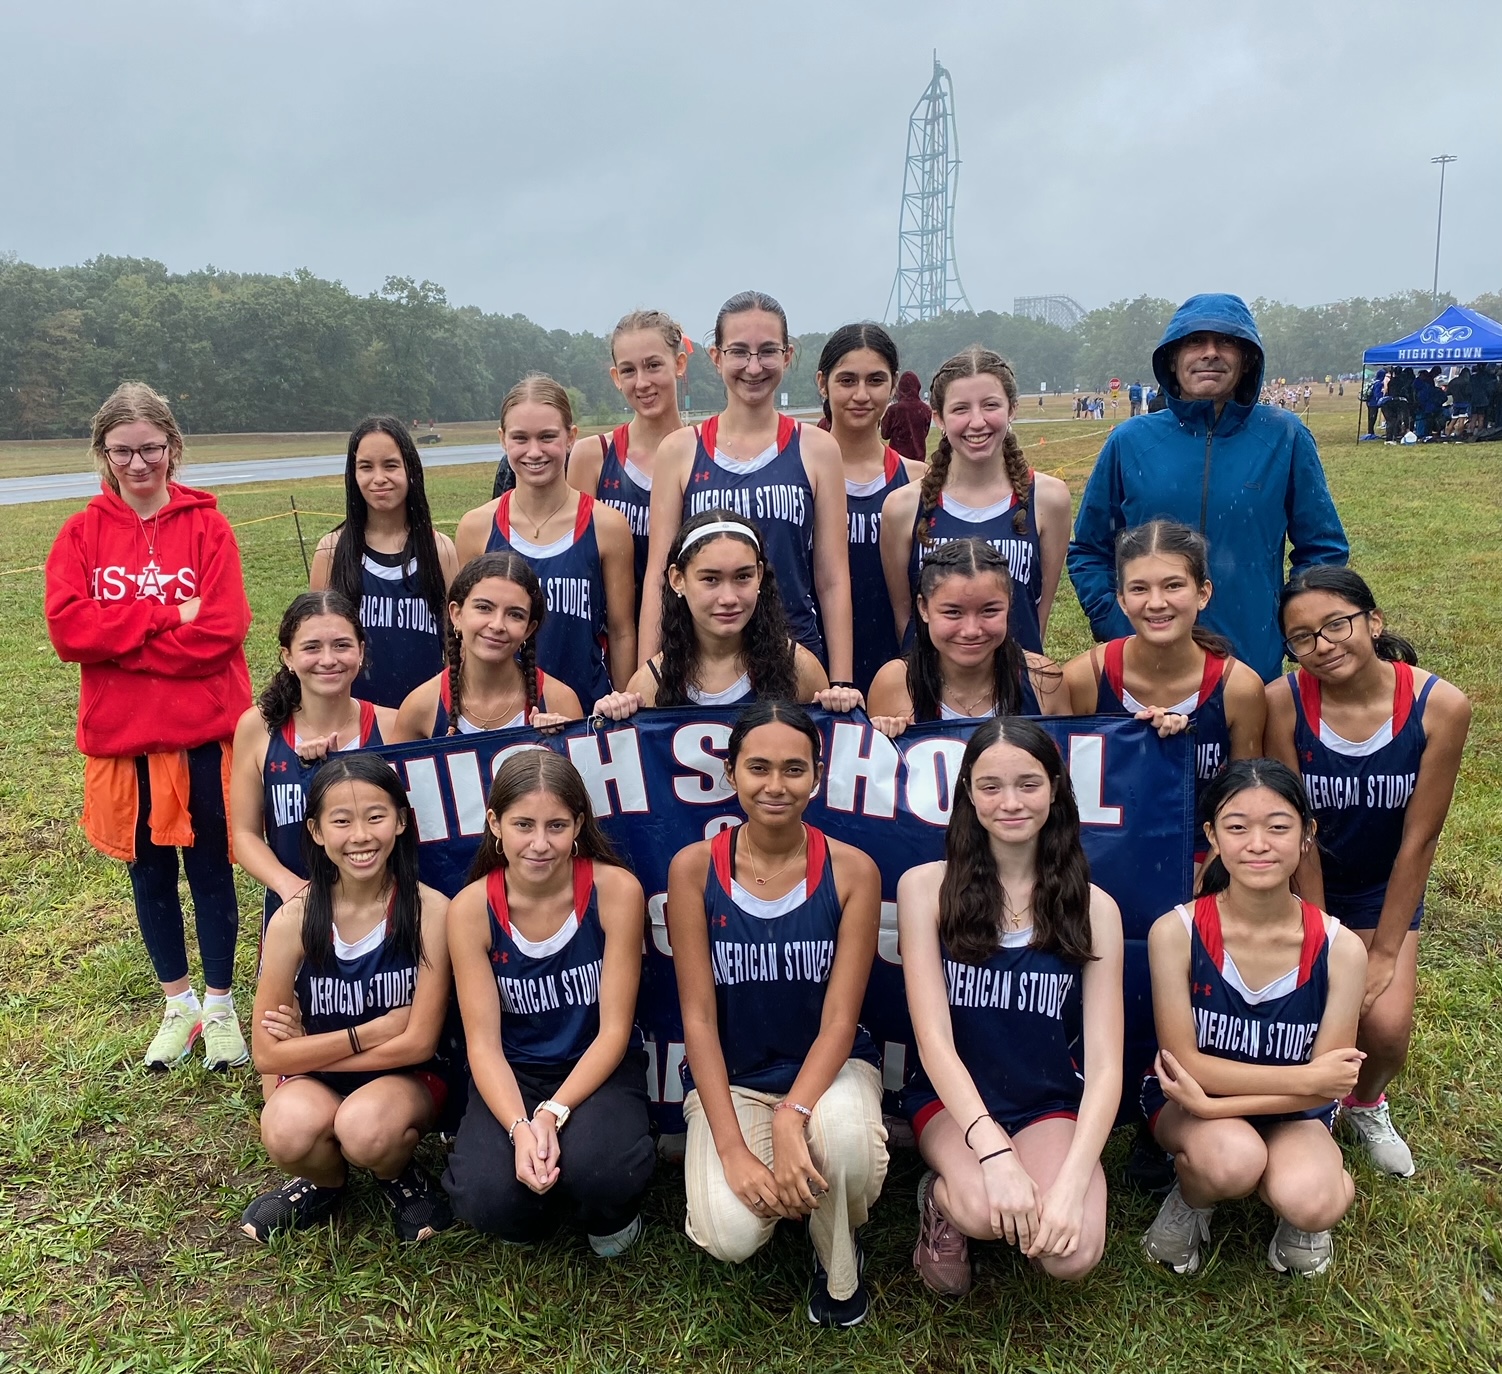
1141, 1182, 1213, 1275
1340, 1100, 1415, 1177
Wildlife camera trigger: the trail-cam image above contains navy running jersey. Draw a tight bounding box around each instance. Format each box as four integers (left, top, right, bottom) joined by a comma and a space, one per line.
906, 480, 1044, 654
356, 547, 445, 708
486, 492, 611, 707
486, 858, 637, 1066
293, 902, 428, 1095
846, 446, 910, 695
1142, 895, 1338, 1128
1095, 637, 1231, 839
262, 701, 383, 922
431, 669, 549, 737
595, 425, 651, 610
902, 925, 1084, 1132
684, 415, 824, 662
684, 824, 879, 1095
1290, 662, 1435, 928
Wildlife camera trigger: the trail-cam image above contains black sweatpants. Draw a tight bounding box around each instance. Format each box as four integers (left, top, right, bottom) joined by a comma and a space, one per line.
443, 1046, 655, 1241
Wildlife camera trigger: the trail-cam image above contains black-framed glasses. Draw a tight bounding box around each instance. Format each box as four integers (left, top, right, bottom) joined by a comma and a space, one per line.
1283, 610, 1369, 658
103, 442, 170, 468
719, 345, 788, 366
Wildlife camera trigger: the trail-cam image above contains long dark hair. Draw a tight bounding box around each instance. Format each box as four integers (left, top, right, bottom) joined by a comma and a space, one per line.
1196, 758, 1314, 897
940, 718, 1094, 965
257, 590, 366, 732
907, 539, 1032, 721
445, 553, 546, 735
468, 749, 625, 881
725, 700, 823, 772
328, 417, 448, 642
1279, 566, 1418, 666
816, 322, 899, 425
299, 754, 424, 974
917, 348, 1030, 542
1113, 520, 1234, 658
657, 509, 798, 706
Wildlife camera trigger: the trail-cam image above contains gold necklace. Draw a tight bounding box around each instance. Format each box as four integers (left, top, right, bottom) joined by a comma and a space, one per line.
741, 828, 807, 887
514, 490, 571, 541
460, 669, 522, 729
945, 682, 996, 717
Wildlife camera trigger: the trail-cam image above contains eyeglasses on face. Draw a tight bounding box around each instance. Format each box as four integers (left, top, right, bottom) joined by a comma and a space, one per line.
1283, 610, 1369, 657
103, 443, 170, 468
719, 345, 788, 366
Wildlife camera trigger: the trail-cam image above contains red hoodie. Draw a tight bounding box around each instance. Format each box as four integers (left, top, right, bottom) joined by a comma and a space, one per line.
46, 482, 253, 758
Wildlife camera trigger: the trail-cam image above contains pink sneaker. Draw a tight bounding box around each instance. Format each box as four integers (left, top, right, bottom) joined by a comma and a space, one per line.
913, 1170, 972, 1297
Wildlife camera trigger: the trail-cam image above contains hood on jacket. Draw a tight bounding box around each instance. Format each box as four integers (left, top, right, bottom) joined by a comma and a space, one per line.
1151, 293, 1266, 409
896, 370, 923, 400
91, 480, 222, 523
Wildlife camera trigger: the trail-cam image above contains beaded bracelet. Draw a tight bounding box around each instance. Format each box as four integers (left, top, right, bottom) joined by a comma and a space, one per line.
507, 1117, 528, 1144
775, 1101, 813, 1121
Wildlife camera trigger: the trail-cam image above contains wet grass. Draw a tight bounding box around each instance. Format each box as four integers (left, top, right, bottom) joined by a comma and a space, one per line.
0, 407, 1498, 1371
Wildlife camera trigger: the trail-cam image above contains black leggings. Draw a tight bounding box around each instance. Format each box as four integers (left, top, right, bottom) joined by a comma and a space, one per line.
444, 1047, 655, 1241
126, 742, 239, 990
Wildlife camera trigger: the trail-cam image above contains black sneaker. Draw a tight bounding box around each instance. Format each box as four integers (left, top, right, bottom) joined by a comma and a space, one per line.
808, 1232, 870, 1328
240, 1177, 343, 1243
377, 1163, 454, 1243
1124, 1121, 1176, 1197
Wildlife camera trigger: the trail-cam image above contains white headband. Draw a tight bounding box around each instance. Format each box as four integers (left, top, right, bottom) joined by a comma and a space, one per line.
678, 520, 761, 558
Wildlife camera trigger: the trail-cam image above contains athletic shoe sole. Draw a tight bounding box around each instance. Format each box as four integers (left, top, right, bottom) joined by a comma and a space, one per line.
1266, 1236, 1332, 1278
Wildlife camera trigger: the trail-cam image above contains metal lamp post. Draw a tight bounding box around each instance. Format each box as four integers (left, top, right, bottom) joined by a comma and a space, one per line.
1431, 154, 1457, 308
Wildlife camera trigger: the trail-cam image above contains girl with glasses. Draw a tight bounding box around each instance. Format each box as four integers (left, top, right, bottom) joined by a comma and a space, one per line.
638, 292, 855, 687
1264, 567, 1470, 1179
310, 417, 459, 709
45, 382, 253, 1073
566, 311, 689, 617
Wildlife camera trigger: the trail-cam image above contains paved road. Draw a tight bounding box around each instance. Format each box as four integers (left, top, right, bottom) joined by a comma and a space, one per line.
0, 443, 503, 507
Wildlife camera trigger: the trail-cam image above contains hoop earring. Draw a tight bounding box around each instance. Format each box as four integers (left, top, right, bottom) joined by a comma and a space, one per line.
572, 839, 580, 857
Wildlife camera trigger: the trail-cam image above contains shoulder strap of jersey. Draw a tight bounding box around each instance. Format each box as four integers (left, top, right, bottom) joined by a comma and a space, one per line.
699, 415, 719, 455
572, 856, 595, 917
882, 446, 903, 482
357, 699, 377, 745
804, 823, 829, 891
612, 424, 630, 459
1103, 638, 1128, 697
494, 491, 513, 541
572, 491, 595, 541
1192, 893, 1225, 970
776, 414, 798, 451
1295, 668, 1323, 733
439, 671, 452, 711
709, 824, 735, 893
486, 867, 511, 937
1390, 660, 1416, 735
1196, 648, 1229, 706
279, 718, 298, 749
535, 668, 547, 712
1297, 900, 1327, 987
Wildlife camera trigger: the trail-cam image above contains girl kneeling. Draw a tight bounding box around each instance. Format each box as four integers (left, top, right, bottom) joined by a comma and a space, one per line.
242, 755, 453, 1244
667, 703, 887, 1327
443, 751, 655, 1256
898, 718, 1123, 1296
1141, 760, 1367, 1278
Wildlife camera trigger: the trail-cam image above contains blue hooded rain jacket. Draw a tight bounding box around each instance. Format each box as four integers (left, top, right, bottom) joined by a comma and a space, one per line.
1066, 293, 1348, 682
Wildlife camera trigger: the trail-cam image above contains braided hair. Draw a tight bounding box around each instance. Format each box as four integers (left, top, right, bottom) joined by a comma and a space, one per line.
328, 417, 448, 642
907, 539, 1031, 722
917, 347, 1031, 545
657, 509, 798, 706
445, 553, 546, 735
257, 590, 365, 733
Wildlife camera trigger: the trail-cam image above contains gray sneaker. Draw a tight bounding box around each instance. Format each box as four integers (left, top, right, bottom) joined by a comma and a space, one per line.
1339, 1100, 1415, 1177
1267, 1217, 1334, 1276
1141, 1182, 1213, 1275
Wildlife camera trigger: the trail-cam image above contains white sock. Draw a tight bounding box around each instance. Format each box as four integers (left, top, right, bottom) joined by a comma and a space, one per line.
203, 991, 234, 1014
167, 988, 201, 1014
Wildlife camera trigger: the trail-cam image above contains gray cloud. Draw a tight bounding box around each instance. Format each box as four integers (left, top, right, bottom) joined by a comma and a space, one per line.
4, 0, 1498, 336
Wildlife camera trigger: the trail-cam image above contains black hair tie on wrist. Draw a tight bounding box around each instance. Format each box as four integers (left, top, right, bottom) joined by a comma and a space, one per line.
964, 1112, 994, 1150
977, 1147, 1014, 1165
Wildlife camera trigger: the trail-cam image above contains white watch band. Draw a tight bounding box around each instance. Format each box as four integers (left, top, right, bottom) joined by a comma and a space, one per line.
536, 1098, 571, 1128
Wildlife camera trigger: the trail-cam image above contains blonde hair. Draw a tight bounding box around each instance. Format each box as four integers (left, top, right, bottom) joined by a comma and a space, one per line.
499, 372, 574, 431
89, 382, 184, 493
610, 309, 685, 360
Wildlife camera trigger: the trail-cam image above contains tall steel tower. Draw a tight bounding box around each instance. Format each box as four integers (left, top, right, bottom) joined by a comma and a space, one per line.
886, 55, 972, 324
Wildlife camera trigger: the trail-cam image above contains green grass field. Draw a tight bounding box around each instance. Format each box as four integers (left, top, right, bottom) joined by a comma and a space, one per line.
1, 406, 1498, 1373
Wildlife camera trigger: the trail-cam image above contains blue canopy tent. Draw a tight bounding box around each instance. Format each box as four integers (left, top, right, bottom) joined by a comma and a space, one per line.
1358, 305, 1502, 440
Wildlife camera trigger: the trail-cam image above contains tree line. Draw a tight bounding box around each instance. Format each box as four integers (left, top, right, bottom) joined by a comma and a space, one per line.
2, 252, 1497, 439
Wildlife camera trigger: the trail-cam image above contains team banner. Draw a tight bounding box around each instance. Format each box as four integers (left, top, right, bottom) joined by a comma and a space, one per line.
375, 710, 1193, 1132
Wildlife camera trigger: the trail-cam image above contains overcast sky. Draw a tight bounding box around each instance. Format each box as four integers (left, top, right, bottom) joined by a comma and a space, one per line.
4, 1, 1499, 337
